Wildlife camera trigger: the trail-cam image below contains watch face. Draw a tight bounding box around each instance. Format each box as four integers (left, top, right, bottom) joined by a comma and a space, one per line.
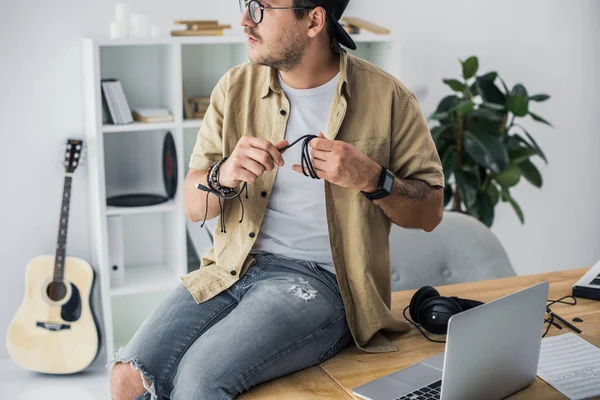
383, 177, 394, 192
383, 172, 394, 192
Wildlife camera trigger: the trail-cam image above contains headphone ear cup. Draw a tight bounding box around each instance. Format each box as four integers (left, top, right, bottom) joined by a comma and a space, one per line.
418, 297, 463, 335
409, 286, 440, 324
450, 296, 485, 311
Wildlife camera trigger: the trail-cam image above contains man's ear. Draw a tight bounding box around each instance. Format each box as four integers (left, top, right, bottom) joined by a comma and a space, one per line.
306, 6, 327, 39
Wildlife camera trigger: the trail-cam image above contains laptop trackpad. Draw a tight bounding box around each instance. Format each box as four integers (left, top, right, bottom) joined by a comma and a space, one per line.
389, 363, 443, 389
422, 352, 445, 370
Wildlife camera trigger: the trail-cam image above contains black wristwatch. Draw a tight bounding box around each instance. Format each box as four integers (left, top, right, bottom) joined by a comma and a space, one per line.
361, 165, 395, 201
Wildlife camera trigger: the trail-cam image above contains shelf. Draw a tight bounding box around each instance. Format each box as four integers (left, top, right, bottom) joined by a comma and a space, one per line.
110, 264, 181, 296
182, 119, 203, 129
106, 199, 177, 216
88, 32, 393, 47
102, 121, 177, 133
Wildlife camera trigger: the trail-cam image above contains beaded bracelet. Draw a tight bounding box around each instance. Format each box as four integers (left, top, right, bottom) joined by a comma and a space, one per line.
208, 157, 234, 196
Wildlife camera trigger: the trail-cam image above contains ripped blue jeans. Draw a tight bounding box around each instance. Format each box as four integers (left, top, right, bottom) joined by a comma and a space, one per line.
107, 251, 353, 399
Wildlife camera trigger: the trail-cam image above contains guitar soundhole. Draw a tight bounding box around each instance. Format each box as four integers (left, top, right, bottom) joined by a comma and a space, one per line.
47, 281, 68, 301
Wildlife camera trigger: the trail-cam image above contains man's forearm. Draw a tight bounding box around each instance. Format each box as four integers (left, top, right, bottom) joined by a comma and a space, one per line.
183, 169, 225, 223
362, 162, 444, 231
373, 178, 443, 231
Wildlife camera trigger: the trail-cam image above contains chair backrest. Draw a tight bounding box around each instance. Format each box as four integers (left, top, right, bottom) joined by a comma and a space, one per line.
389, 211, 516, 291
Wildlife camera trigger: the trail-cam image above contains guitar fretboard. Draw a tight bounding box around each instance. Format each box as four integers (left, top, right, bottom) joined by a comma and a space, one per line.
54, 174, 72, 282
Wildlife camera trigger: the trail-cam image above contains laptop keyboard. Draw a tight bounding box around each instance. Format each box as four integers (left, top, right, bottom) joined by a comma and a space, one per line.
396, 379, 441, 400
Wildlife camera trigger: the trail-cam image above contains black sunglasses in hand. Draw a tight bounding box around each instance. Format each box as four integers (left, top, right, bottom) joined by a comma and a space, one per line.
239, 0, 315, 24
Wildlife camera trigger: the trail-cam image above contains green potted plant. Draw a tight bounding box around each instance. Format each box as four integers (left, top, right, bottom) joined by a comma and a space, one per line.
429, 56, 552, 227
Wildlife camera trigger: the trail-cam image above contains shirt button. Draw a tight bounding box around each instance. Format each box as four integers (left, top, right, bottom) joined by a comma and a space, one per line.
249, 232, 255, 238
261, 191, 267, 197
279, 109, 286, 116
230, 270, 237, 276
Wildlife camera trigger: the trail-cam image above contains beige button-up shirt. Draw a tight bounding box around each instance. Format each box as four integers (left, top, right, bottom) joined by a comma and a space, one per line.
183, 49, 444, 353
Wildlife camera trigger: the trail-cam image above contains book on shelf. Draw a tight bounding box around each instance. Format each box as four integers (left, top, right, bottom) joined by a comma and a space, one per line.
132, 107, 171, 118
132, 111, 174, 123
171, 29, 226, 36
101, 79, 133, 125
171, 20, 232, 37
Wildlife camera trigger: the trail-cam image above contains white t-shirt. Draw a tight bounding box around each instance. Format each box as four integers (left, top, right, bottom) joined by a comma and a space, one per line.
250, 71, 340, 275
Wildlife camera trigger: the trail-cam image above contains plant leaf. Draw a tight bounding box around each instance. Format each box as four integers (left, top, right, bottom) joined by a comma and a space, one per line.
463, 130, 509, 173
529, 111, 553, 127
506, 84, 529, 117
441, 146, 457, 183
444, 184, 453, 207
486, 182, 499, 206
431, 125, 452, 146
481, 102, 506, 111
508, 146, 539, 164
444, 79, 467, 92
430, 95, 460, 123
471, 107, 505, 121
512, 124, 548, 164
518, 159, 543, 188
462, 57, 479, 80
529, 94, 550, 102
497, 75, 510, 94
502, 188, 525, 224
476, 190, 495, 227
430, 112, 449, 121
481, 71, 498, 81
494, 163, 521, 187
454, 170, 479, 207
450, 100, 475, 114
475, 76, 505, 105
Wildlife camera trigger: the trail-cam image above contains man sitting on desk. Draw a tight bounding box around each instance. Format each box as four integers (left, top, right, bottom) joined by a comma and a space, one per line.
109, 0, 445, 399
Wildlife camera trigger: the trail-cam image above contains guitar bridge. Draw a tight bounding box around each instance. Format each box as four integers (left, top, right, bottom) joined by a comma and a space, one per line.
36, 322, 71, 331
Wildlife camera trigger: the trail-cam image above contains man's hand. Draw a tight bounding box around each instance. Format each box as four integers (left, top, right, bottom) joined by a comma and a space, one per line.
219, 136, 289, 188
291, 132, 381, 192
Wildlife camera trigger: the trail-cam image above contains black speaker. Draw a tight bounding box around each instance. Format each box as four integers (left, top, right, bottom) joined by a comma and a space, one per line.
107, 131, 178, 207
407, 285, 484, 336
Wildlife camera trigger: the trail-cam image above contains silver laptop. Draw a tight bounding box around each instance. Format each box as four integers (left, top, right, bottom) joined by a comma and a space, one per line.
352, 281, 549, 400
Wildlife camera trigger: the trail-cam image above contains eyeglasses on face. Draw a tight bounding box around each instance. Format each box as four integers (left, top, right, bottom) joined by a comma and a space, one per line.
239, 0, 315, 24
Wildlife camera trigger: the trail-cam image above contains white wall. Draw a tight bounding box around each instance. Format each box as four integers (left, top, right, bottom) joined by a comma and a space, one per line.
1, 0, 598, 360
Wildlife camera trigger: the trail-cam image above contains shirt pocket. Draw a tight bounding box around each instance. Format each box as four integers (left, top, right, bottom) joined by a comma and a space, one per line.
344, 137, 390, 167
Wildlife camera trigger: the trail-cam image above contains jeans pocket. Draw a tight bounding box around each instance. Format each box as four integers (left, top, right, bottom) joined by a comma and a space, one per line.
308, 261, 342, 303
240, 254, 273, 289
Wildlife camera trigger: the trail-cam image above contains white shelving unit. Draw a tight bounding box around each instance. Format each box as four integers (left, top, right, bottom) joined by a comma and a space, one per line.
82, 32, 398, 363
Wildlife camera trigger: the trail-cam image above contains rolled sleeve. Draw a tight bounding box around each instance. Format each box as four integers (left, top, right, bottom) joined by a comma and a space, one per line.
390, 91, 445, 188
188, 74, 227, 172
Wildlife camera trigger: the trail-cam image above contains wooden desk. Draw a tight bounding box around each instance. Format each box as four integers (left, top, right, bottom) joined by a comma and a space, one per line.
240, 268, 600, 399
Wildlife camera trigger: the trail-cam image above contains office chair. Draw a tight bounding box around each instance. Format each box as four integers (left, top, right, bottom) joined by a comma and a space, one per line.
389, 211, 516, 291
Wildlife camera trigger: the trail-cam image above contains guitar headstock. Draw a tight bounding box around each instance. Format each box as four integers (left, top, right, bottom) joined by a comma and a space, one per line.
64, 139, 84, 173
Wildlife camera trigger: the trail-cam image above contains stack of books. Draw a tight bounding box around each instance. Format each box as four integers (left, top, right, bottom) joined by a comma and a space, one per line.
190, 97, 210, 119
341, 17, 390, 35
132, 108, 174, 123
101, 79, 133, 125
171, 20, 232, 36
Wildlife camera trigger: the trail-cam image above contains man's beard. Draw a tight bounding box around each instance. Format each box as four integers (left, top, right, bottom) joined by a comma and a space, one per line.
247, 28, 306, 72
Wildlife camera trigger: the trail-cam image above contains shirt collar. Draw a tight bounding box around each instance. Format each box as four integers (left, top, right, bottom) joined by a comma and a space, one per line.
260, 49, 351, 99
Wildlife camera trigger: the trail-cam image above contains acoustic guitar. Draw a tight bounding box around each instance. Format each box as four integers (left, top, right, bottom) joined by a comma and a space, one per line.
6, 139, 100, 374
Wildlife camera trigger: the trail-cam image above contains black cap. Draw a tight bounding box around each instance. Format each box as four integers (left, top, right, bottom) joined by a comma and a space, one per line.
312, 0, 356, 50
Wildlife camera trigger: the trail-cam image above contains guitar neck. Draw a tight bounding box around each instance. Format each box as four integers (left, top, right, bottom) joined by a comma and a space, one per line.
54, 173, 73, 282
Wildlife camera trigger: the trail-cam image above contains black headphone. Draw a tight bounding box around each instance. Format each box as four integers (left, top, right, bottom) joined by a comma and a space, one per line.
403, 285, 485, 343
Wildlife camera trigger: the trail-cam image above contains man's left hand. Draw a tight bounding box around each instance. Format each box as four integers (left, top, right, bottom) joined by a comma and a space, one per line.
291, 132, 381, 192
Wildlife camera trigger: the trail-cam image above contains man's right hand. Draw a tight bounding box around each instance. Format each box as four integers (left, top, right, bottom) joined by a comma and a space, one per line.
218, 136, 289, 188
